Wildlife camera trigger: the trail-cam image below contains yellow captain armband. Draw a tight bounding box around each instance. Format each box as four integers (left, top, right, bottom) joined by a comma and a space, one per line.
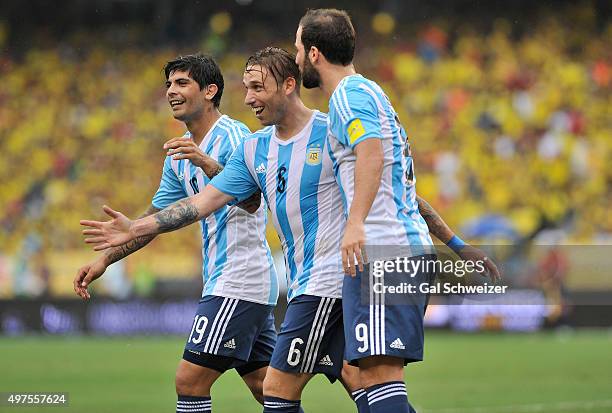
347, 118, 366, 144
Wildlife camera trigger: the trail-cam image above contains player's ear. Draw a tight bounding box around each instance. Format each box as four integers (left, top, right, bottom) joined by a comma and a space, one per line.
309, 46, 319, 65
284, 77, 297, 96
205, 84, 219, 102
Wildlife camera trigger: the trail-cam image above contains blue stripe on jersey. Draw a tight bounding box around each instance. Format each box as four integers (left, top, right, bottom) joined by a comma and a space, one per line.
206, 207, 228, 293
294, 134, 324, 296
202, 222, 210, 283
275, 143, 297, 287
178, 159, 185, 178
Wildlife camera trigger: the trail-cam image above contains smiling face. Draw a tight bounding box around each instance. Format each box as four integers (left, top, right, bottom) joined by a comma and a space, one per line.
295, 25, 321, 89
165, 70, 207, 122
243, 64, 288, 126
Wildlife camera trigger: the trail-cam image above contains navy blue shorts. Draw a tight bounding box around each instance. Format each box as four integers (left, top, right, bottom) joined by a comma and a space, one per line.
183, 295, 276, 374
343, 255, 435, 365
270, 295, 343, 381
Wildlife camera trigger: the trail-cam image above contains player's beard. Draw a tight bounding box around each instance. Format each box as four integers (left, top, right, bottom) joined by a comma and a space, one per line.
302, 57, 320, 89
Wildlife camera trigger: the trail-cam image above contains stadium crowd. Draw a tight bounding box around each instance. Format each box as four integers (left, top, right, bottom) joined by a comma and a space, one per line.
0, 8, 610, 296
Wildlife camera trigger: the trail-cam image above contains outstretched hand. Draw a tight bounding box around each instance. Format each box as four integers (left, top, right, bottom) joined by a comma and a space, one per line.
81, 205, 134, 251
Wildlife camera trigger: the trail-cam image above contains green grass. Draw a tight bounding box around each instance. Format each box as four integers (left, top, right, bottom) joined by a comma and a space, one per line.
1, 331, 611, 413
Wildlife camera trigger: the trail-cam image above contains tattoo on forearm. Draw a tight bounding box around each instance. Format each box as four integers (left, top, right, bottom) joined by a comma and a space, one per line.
203, 162, 224, 179
103, 205, 160, 264
155, 199, 199, 232
417, 196, 453, 242
105, 235, 155, 264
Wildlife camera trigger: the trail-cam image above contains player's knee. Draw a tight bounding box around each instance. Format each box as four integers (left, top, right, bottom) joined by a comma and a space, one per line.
175, 360, 217, 396
262, 369, 278, 395
175, 367, 195, 395
262, 368, 307, 399
263, 368, 299, 400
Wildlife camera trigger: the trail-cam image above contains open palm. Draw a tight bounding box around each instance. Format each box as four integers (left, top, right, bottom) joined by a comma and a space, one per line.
81, 205, 134, 251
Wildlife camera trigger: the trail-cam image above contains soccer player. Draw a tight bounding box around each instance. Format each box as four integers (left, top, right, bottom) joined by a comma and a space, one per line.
294, 9, 499, 413
73, 54, 278, 413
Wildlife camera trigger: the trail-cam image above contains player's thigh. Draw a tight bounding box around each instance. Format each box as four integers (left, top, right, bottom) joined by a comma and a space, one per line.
270, 295, 344, 381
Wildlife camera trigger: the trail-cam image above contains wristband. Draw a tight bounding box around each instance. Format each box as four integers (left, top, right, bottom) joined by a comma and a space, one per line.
446, 235, 466, 253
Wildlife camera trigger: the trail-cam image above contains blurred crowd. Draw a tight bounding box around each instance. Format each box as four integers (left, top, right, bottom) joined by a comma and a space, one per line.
0, 6, 610, 297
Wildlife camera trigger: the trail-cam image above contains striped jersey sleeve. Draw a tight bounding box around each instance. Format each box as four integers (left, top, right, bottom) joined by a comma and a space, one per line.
209, 139, 260, 202
151, 144, 188, 209
330, 86, 382, 148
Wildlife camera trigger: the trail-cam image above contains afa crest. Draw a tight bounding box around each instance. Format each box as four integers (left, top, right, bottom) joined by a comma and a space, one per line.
306, 147, 322, 166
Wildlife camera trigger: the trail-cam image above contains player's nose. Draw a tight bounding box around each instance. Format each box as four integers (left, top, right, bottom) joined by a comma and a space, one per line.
166, 84, 178, 98
244, 91, 255, 106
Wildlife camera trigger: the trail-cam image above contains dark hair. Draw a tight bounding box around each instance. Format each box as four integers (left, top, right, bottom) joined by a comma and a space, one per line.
164, 54, 224, 108
245, 47, 301, 92
299, 9, 355, 66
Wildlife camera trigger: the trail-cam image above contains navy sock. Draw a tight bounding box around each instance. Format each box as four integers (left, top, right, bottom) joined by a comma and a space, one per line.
351, 388, 370, 413
263, 396, 301, 413
366, 381, 411, 413
176, 395, 211, 413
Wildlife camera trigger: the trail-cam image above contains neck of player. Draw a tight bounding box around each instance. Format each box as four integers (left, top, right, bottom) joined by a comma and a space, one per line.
275, 98, 313, 140
320, 64, 356, 98
185, 107, 222, 145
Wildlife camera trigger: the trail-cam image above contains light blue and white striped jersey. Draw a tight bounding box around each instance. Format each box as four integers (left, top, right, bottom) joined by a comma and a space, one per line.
210, 111, 344, 302
152, 115, 278, 305
327, 74, 433, 260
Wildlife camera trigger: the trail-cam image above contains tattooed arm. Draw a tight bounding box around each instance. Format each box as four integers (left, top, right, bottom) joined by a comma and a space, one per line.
74, 205, 160, 300
416, 195, 501, 282
200, 157, 224, 180
102, 205, 161, 265
81, 185, 235, 250
416, 195, 454, 243
200, 158, 261, 214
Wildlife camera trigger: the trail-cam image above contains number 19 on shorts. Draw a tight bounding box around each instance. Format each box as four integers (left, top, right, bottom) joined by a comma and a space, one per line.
189, 315, 209, 344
